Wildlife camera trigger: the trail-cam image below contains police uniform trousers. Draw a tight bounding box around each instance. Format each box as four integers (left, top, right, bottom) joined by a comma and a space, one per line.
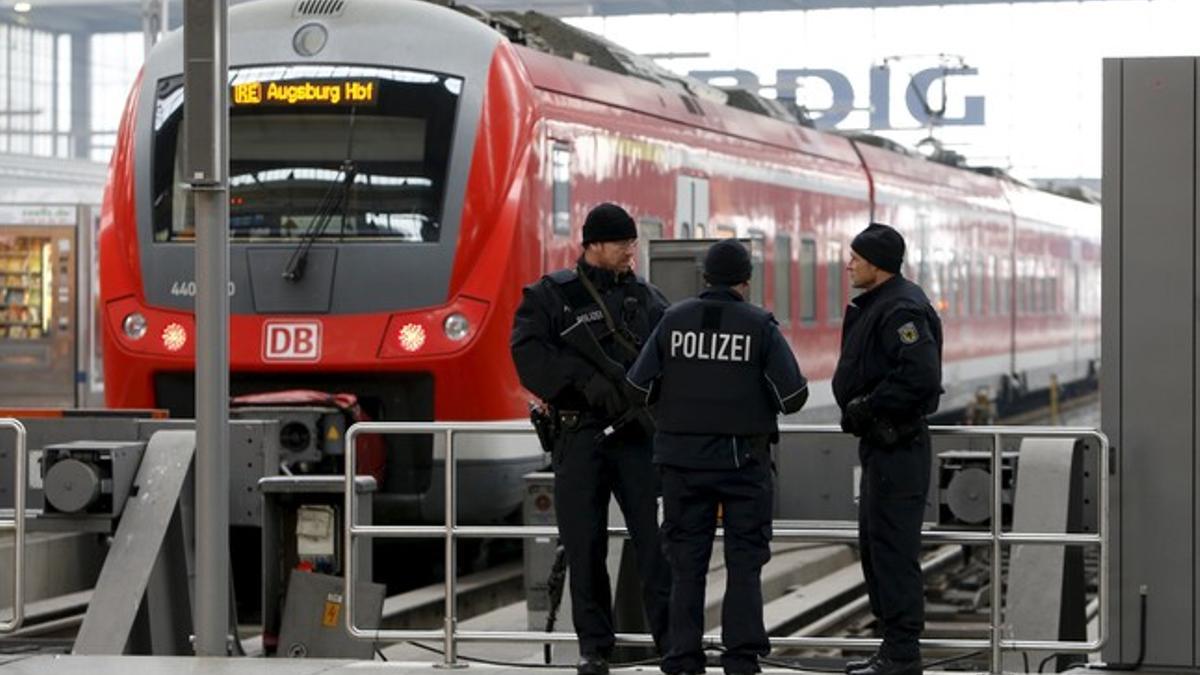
660, 459, 773, 674
857, 429, 932, 662
553, 417, 672, 658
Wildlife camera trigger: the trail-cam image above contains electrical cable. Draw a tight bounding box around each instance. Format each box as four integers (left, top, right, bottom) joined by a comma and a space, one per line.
747, 645, 986, 673
404, 640, 661, 669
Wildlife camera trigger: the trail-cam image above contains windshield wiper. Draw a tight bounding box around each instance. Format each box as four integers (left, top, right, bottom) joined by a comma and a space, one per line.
282, 107, 358, 282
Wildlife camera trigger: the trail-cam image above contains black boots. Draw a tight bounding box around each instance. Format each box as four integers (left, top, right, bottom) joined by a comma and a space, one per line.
577, 656, 609, 675
848, 654, 922, 675
845, 653, 879, 673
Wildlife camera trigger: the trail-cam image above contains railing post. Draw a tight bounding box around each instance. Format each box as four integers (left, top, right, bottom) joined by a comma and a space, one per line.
343, 424, 358, 647
0, 419, 26, 633
439, 428, 463, 668
990, 431, 1003, 675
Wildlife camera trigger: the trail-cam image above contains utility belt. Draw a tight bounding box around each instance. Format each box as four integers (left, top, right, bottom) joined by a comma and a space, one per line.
529, 405, 593, 466
868, 414, 926, 447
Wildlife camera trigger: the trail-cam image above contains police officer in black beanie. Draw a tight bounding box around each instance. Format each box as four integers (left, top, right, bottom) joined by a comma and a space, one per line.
511, 202, 671, 675
628, 239, 808, 675
832, 223, 943, 675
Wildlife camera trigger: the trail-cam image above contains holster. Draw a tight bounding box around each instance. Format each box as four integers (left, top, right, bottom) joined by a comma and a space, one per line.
530, 403, 560, 455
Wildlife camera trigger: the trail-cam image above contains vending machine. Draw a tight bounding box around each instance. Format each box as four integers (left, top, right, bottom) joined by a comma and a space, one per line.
0, 204, 99, 407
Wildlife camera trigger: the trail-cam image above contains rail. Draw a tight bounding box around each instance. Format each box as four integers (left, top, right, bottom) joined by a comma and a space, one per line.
0, 418, 27, 633
343, 422, 1108, 675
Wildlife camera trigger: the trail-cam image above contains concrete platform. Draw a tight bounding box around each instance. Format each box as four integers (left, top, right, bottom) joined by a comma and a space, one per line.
0, 654, 794, 673
3, 655, 1187, 674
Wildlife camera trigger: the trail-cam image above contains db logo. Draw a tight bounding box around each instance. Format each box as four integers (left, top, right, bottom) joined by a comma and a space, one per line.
263, 321, 322, 362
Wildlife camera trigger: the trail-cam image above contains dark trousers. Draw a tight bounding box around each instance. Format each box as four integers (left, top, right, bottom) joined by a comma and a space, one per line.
553, 422, 671, 658
660, 461, 773, 675
858, 431, 932, 661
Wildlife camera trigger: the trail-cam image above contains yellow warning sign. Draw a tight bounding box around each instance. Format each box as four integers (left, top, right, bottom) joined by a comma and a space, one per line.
322, 600, 341, 627
326, 425, 340, 442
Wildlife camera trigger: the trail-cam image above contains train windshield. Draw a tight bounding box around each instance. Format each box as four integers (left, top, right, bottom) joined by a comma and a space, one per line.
152, 65, 462, 242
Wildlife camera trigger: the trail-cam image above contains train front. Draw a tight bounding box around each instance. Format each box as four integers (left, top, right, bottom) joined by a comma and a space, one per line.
98, 0, 544, 522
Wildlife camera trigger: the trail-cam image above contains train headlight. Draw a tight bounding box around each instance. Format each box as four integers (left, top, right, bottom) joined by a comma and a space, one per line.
162, 322, 188, 352
443, 313, 470, 341
122, 312, 148, 340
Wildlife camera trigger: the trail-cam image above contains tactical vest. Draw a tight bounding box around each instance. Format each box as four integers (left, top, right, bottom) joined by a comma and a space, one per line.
653, 297, 779, 436
545, 268, 649, 366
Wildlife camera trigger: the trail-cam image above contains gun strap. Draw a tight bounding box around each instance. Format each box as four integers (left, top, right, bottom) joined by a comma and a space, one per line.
575, 265, 640, 359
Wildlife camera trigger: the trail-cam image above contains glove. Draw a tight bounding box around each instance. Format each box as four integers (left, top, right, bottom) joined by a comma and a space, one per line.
583, 373, 625, 418
843, 396, 874, 437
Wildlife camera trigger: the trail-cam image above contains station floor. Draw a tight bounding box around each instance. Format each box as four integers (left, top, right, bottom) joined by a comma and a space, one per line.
0, 656, 1171, 675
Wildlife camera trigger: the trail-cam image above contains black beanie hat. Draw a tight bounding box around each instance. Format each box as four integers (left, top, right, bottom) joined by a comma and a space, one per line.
582, 203, 638, 245
851, 222, 905, 274
703, 239, 753, 286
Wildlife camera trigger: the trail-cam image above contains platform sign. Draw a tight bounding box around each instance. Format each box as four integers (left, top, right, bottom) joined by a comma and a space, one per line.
232, 79, 377, 107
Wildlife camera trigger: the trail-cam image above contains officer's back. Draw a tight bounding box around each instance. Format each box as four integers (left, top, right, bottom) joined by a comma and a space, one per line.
627, 239, 807, 675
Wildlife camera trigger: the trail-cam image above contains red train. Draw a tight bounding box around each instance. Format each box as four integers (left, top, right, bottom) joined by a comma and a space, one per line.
98, 0, 1099, 521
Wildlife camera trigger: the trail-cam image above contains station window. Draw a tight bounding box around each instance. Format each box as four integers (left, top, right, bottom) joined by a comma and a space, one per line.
552, 143, 571, 235
774, 233, 791, 323
827, 241, 843, 322
799, 238, 816, 322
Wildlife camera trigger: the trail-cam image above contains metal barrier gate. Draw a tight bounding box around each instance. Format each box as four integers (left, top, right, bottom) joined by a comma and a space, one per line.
343, 422, 1108, 674
0, 418, 28, 633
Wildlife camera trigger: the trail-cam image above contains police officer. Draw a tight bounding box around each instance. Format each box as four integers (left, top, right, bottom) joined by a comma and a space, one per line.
510, 203, 671, 675
627, 239, 808, 675
832, 223, 943, 675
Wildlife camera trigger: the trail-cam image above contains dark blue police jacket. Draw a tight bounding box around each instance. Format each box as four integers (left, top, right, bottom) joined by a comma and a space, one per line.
627, 286, 808, 470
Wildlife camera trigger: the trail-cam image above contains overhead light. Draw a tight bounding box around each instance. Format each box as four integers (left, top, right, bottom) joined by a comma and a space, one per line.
13, 2, 31, 12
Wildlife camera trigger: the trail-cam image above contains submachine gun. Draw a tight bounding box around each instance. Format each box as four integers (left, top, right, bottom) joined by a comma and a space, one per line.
559, 319, 655, 440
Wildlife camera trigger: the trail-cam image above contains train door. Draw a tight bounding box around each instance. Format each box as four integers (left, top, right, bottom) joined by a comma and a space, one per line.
675, 176, 709, 239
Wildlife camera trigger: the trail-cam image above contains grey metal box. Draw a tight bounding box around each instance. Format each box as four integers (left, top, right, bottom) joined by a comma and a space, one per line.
523, 471, 558, 630
276, 570, 384, 659
1102, 56, 1200, 667
39, 440, 145, 518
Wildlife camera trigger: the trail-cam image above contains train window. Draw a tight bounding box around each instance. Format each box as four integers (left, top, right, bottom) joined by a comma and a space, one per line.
152, 65, 462, 242
972, 259, 984, 317
987, 256, 998, 316
749, 231, 766, 306
998, 258, 1011, 316
774, 233, 791, 324
637, 218, 663, 273
799, 238, 816, 322
827, 241, 843, 321
552, 144, 571, 235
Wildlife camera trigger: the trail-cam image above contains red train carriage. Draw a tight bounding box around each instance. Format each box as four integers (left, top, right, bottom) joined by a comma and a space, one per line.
99, 0, 1099, 522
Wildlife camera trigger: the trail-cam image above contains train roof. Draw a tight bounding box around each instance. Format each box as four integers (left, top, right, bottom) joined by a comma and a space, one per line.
435, 2, 1098, 206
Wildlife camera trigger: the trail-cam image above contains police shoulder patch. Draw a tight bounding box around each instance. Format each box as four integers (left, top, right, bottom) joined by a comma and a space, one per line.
897, 321, 919, 345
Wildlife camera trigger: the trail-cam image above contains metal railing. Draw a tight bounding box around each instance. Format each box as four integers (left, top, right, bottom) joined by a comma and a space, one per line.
0, 418, 27, 633
342, 422, 1108, 675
